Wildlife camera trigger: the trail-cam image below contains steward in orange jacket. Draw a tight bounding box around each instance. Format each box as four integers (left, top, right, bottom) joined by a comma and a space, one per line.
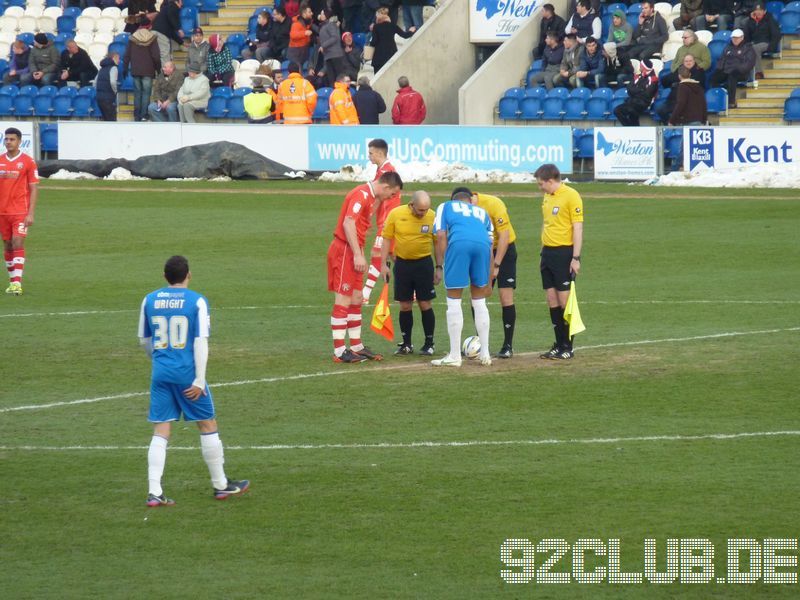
276, 65, 317, 124
328, 76, 359, 125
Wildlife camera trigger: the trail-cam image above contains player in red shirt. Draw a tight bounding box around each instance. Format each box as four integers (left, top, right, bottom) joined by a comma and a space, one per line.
361, 138, 402, 304
1, 127, 39, 296
327, 170, 403, 363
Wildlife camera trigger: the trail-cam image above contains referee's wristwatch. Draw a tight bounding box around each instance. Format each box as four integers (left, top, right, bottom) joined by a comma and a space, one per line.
572, 256, 581, 261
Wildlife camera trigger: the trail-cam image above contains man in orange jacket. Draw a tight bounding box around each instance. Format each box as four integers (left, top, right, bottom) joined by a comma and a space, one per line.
329, 74, 359, 125
276, 62, 317, 124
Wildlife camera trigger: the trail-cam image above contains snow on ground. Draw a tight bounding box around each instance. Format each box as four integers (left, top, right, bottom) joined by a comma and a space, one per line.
317, 161, 537, 184
647, 164, 800, 188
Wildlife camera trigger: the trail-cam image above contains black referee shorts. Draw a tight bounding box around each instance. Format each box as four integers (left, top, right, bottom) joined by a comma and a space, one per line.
540, 245, 574, 292
495, 242, 517, 289
394, 256, 436, 302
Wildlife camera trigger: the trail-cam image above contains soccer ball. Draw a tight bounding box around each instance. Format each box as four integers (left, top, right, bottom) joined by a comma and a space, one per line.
462, 335, 481, 359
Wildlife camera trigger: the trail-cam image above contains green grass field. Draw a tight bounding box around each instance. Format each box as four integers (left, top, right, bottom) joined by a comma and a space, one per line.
2, 180, 799, 598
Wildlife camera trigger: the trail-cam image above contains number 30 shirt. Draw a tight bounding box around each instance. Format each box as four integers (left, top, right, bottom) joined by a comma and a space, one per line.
138, 287, 210, 384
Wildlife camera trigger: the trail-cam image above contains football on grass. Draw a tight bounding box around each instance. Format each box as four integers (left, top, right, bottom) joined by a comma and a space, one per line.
462, 336, 481, 359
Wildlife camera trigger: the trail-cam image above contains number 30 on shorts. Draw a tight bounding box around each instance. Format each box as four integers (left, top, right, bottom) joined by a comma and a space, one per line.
151, 315, 189, 349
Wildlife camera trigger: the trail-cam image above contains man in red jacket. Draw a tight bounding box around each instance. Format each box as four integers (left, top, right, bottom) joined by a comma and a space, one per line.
391, 76, 426, 124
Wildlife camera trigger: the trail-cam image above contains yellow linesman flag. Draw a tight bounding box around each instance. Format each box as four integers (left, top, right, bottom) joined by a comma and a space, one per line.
564, 280, 586, 337
370, 284, 394, 341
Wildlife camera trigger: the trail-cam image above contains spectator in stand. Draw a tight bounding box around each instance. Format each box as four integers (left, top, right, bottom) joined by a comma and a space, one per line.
391, 75, 425, 124
341, 31, 363, 80
733, 0, 759, 30
626, 1, 668, 61
98, 0, 128, 8
94, 52, 120, 121
371, 7, 415, 73
242, 11, 273, 61
124, 0, 157, 34
207, 34, 235, 88
402, 0, 426, 32
533, 3, 566, 59
284, 0, 301, 19
124, 27, 161, 121
244, 74, 275, 123
319, 10, 347, 87
668, 65, 708, 125
288, 3, 314, 67
3, 41, 30, 86
148, 61, 184, 122
28, 34, 60, 87
329, 73, 359, 124
744, 3, 781, 79
673, 29, 712, 73
152, 0, 185, 67
693, 0, 734, 33
176, 66, 210, 122
709, 28, 755, 108
56, 40, 98, 88
553, 33, 583, 89
575, 36, 603, 88
656, 53, 705, 121
601, 42, 633, 88
564, 0, 601, 45
353, 75, 386, 124
306, 46, 328, 89
613, 58, 659, 125
673, 0, 704, 31
605, 9, 632, 50
530, 32, 564, 90
186, 28, 209, 76
342, 0, 364, 34
269, 6, 292, 60
276, 62, 317, 124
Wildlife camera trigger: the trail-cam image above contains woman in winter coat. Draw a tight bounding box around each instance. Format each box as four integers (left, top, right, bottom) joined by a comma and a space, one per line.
369, 7, 415, 74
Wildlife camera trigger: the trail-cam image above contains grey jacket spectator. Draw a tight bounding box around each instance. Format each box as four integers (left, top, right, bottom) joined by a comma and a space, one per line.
554, 35, 583, 88
341, 32, 362, 80
186, 34, 209, 75
29, 35, 60, 83
319, 17, 345, 59
744, 7, 781, 53
673, 0, 704, 30
530, 35, 564, 89
605, 11, 632, 48
353, 77, 386, 124
632, 8, 668, 47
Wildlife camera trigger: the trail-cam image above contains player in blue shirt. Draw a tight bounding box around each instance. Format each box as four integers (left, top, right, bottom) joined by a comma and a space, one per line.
431, 191, 494, 367
138, 255, 249, 506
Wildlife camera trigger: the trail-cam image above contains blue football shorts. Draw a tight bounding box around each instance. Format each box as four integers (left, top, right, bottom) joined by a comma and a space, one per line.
443, 240, 491, 289
148, 380, 215, 422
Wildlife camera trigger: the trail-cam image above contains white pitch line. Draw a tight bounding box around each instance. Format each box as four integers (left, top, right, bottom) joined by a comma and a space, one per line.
2, 299, 799, 319
2, 430, 799, 452
1, 326, 797, 415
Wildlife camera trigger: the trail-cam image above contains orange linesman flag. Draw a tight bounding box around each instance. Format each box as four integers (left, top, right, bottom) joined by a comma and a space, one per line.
370, 284, 394, 341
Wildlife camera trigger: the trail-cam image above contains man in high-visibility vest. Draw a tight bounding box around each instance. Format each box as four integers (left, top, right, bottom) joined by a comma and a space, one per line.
276, 62, 317, 124
328, 74, 359, 125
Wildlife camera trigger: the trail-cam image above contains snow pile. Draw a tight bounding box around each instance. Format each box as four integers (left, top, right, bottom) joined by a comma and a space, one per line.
318, 161, 537, 184
48, 169, 99, 180
648, 164, 800, 188
105, 167, 148, 181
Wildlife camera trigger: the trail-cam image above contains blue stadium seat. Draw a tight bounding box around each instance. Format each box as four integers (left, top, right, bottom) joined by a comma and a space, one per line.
114, 33, 130, 44
547, 87, 569, 100
211, 86, 233, 98
39, 123, 58, 152
779, 10, 800, 34
664, 128, 684, 161
786, 1, 800, 11
784, 97, 800, 122
592, 87, 614, 101
765, 1, 784, 17
17, 33, 35, 47
503, 86, 526, 99
51, 94, 73, 117
519, 97, 541, 119
57, 15, 76, 35
200, 0, 221, 11
33, 94, 53, 116
585, 97, 609, 119
610, 97, 627, 115
576, 129, 594, 159
312, 97, 330, 121
7, 0, 26, 7
541, 97, 564, 120
570, 87, 592, 100
525, 86, 547, 99
226, 33, 247, 58
248, 16, 258, 37
109, 42, 126, 57
205, 95, 228, 118
712, 30, 731, 42
613, 87, 628, 99
316, 86, 333, 103
498, 96, 519, 119
118, 72, 134, 91
352, 33, 367, 49
183, 0, 201, 8
563, 97, 586, 119
0, 85, 20, 96
705, 87, 728, 113
791, 88, 800, 98
63, 6, 81, 18
71, 94, 93, 117
605, 3, 626, 15
0, 94, 12, 116
226, 95, 247, 118
708, 39, 727, 63
180, 7, 198, 33
529, 59, 543, 72
57, 86, 78, 97
38, 85, 58, 97
252, 5, 272, 15
20, 84, 39, 96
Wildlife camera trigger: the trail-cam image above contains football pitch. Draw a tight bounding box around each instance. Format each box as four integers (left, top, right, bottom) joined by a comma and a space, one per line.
2, 179, 799, 598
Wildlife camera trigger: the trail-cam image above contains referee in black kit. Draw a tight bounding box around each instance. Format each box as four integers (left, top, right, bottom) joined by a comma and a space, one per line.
534, 164, 584, 360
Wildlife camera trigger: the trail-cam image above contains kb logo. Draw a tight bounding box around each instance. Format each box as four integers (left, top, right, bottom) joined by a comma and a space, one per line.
692, 130, 712, 145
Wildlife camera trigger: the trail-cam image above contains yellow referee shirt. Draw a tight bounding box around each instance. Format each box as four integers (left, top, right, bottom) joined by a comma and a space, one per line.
381, 204, 435, 260
476, 193, 516, 249
541, 183, 584, 247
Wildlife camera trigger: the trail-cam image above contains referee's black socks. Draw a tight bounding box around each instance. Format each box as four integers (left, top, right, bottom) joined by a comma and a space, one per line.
421, 308, 435, 344
549, 306, 568, 349
399, 310, 413, 347
502, 304, 516, 348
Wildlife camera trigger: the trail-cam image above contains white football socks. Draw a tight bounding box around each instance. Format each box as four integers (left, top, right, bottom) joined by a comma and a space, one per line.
446, 296, 464, 360
147, 435, 168, 496
200, 431, 228, 490
471, 297, 491, 358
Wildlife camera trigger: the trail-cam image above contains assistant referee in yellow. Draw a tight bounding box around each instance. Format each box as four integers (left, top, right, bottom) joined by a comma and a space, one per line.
534, 163, 584, 360
379, 191, 437, 356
